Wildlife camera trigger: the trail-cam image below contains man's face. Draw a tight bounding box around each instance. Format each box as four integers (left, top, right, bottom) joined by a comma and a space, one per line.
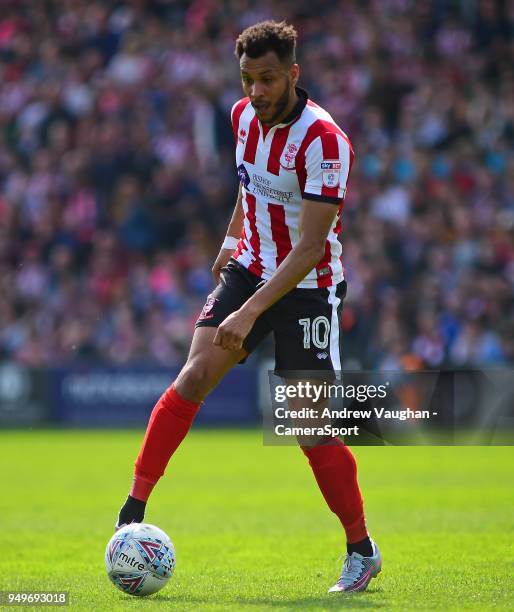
240, 51, 298, 125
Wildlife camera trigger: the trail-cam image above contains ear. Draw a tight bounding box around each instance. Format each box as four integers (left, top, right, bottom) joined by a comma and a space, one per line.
289, 63, 300, 87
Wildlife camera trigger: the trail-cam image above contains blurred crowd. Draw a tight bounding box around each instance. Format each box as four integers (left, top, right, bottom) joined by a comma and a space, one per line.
0, 0, 512, 369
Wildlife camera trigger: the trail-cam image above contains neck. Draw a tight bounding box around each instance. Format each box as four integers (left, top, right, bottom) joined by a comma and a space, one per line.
264, 88, 299, 127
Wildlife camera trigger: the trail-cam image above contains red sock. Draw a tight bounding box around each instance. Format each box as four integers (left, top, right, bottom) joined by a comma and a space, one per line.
302, 438, 368, 544
130, 385, 200, 501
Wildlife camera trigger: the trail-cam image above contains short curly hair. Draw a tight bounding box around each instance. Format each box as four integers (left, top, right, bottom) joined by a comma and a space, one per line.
235, 20, 297, 66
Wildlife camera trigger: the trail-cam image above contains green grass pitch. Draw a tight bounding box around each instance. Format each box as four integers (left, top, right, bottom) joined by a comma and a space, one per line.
1, 430, 513, 611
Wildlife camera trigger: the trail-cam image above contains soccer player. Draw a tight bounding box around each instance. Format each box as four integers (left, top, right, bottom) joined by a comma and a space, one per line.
116, 20, 381, 593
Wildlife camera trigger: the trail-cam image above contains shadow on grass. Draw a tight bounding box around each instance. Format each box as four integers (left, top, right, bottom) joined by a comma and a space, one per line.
149, 586, 386, 608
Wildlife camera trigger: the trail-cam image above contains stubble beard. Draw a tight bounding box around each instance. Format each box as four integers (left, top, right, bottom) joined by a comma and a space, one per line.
263, 81, 292, 126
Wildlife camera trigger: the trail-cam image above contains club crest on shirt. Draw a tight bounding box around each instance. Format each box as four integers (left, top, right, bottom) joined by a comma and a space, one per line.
198, 295, 218, 321
238, 128, 247, 144
321, 160, 341, 188
280, 143, 298, 170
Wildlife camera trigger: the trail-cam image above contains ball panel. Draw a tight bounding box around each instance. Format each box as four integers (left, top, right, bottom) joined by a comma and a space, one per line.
132, 537, 175, 579
108, 571, 148, 595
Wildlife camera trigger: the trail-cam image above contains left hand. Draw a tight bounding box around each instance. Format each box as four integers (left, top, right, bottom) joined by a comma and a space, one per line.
213, 307, 257, 351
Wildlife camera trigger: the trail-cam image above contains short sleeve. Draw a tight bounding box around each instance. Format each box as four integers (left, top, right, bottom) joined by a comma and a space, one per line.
304, 131, 352, 204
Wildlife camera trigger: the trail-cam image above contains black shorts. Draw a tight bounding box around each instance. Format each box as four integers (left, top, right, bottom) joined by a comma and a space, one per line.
196, 259, 347, 373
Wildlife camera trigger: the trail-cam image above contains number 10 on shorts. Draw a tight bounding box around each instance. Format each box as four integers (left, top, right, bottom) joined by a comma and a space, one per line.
298, 317, 330, 349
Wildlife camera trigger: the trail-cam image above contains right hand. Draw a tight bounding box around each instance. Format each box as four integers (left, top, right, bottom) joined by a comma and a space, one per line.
211, 248, 233, 284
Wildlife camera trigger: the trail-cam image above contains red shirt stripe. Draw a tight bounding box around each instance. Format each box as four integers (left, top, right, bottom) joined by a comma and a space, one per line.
268, 203, 293, 266
320, 131, 340, 199
334, 201, 344, 233
233, 227, 247, 259
243, 116, 259, 165
295, 121, 327, 195
315, 240, 333, 288
266, 125, 292, 176
244, 192, 263, 276
317, 118, 352, 148
315, 205, 344, 288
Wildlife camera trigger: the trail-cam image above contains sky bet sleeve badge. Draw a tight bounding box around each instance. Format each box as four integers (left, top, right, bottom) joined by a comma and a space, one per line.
321, 160, 341, 188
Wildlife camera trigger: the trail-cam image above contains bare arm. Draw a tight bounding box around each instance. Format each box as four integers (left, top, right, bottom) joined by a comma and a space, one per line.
211, 184, 244, 284
226, 183, 244, 238
214, 199, 339, 350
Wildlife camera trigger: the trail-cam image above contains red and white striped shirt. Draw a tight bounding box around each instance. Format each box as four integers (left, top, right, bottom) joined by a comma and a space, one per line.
230, 88, 354, 289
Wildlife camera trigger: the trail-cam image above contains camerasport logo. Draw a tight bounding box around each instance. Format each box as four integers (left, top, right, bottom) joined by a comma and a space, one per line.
321, 160, 341, 187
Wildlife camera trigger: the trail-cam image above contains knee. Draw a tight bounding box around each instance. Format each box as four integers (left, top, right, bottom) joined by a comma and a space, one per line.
175, 358, 216, 402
